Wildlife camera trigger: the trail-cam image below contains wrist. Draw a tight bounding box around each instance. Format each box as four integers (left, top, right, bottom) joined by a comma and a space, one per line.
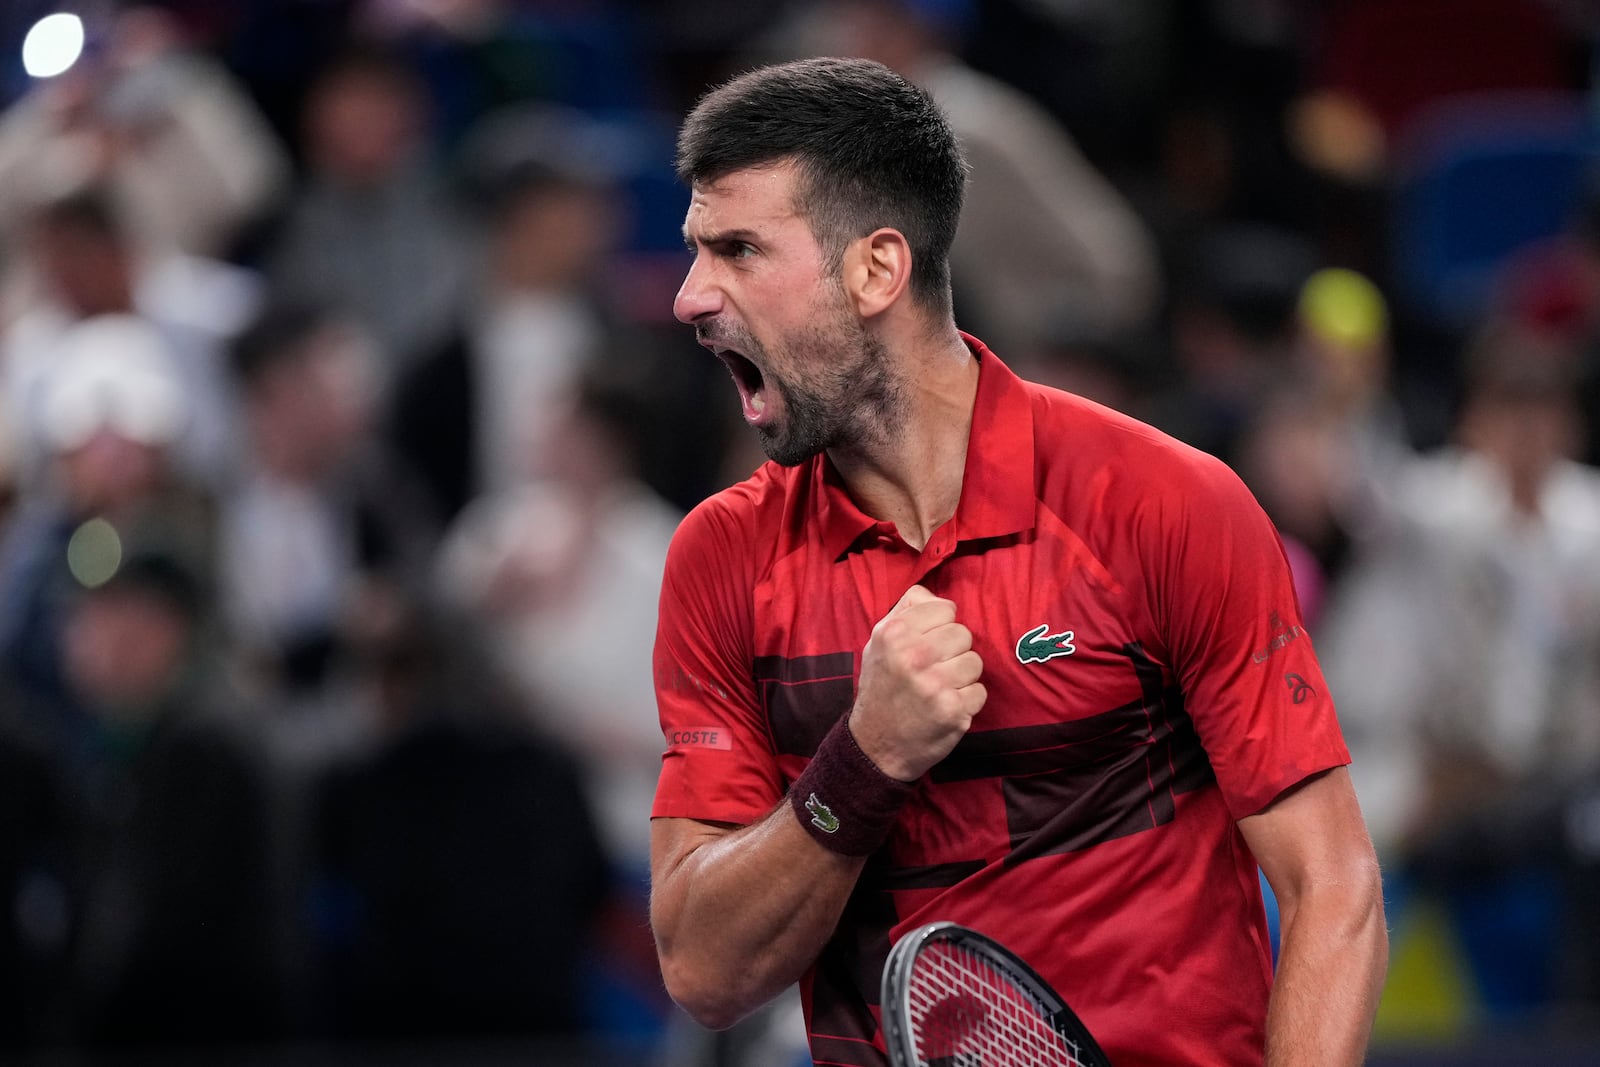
789, 715, 916, 856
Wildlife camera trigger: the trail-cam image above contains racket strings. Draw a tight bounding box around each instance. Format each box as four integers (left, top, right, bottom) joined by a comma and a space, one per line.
906, 942, 1086, 1067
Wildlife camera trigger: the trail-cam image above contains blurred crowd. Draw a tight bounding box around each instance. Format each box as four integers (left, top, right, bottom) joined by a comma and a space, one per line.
0, 0, 1597, 1062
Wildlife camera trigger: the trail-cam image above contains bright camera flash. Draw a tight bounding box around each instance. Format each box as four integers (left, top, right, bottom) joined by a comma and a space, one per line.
22, 12, 86, 79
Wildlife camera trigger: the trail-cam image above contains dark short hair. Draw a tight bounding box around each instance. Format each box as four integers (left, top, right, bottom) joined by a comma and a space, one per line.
228, 299, 342, 388
676, 57, 967, 312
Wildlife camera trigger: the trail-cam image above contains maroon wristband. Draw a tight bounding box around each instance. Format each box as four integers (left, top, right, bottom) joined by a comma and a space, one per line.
790, 716, 916, 856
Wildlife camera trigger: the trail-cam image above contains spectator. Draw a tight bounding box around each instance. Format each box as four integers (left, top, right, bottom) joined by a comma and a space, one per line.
436, 368, 680, 875
0, 4, 290, 263
37, 549, 288, 1051
1317, 320, 1600, 1017
0, 315, 215, 755
1, 188, 256, 492
1149, 222, 1319, 467
391, 104, 632, 525
219, 299, 434, 734
263, 42, 469, 377
306, 604, 610, 1041
433, 366, 684, 1035
1233, 266, 1413, 624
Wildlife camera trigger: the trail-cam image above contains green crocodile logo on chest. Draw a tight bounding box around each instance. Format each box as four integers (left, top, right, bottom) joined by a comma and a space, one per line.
1016, 624, 1076, 664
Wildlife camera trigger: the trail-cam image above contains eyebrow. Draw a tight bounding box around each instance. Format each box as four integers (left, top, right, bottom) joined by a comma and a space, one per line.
683, 227, 761, 251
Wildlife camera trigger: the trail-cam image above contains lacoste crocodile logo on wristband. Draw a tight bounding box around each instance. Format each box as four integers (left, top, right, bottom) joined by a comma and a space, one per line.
805, 792, 840, 834
1016, 623, 1076, 664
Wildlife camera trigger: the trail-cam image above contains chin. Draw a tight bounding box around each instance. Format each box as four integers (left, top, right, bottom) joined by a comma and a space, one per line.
756, 427, 821, 468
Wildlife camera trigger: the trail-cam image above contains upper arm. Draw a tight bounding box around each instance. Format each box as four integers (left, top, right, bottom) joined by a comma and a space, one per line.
651, 815, 740, 886
649, 815, 737, 929
1238, 766, 1381, 910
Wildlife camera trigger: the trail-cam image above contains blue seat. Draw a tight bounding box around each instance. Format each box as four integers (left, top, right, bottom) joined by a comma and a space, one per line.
1390, 91, 1598, 327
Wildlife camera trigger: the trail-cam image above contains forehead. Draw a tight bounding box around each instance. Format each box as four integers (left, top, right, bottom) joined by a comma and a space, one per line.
683, 160, 807, 237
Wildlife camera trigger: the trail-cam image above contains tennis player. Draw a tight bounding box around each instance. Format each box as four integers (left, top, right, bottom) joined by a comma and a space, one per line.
650, 56, 1387, 1067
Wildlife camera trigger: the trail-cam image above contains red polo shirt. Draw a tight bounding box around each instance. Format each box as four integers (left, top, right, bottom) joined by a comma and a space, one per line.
653, 335, 1350, 1067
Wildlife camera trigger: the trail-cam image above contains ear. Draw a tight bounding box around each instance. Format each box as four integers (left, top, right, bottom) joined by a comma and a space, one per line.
843, 228, 912, 318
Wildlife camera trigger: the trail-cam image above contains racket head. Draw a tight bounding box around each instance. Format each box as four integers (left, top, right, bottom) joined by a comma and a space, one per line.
880, 921, 1112, 1067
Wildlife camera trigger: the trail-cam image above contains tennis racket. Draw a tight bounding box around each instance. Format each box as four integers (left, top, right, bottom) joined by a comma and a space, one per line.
880, 921, 1112, 1067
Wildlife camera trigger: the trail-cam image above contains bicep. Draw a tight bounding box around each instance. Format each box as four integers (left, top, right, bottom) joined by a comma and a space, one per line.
1238, 767, 1380, 910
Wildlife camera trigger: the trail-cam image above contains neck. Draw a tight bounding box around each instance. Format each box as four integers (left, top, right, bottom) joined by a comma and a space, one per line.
829, 326, 978, 550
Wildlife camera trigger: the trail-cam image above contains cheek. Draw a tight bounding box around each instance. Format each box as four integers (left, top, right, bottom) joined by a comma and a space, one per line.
782, 290, 859, 369
764, 271, 846, 336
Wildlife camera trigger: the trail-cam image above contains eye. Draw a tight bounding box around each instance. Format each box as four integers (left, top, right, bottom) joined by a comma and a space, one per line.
684, 236, 758, 261
714, 240, 756, 260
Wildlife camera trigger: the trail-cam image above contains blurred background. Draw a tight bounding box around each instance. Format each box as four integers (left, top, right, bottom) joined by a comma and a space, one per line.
0, 0, 1597, 1064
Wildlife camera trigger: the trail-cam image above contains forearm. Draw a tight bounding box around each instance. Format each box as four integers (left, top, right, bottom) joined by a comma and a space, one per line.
650, 585, 983, 1028
1264, 878, 1389, 1067
651, 807, 866, 1028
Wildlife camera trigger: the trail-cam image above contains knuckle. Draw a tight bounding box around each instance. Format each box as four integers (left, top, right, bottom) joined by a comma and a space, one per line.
891, 642, 929, 677
932, 687, 967, 717
911, 673, 944, 703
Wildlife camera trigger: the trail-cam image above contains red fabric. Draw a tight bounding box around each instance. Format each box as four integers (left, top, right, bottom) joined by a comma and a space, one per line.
652, 336, 1350, 1067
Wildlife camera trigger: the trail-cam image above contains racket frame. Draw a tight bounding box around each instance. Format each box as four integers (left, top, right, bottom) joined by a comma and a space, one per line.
879, 920, 1113, 1067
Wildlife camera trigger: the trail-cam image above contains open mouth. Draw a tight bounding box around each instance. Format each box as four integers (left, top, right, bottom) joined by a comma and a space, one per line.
712, 347, 769, 424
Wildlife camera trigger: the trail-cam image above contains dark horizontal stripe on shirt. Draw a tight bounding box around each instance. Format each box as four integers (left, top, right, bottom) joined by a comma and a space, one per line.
930, 698, 1152, 783
756, 652, 856, 756
866, 859, 987, 892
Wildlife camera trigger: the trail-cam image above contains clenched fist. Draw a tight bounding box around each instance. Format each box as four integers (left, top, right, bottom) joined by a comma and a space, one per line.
849, 584, 986, 782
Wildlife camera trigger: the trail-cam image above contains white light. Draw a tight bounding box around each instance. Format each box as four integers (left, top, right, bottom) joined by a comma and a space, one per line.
22, 13, 85, 80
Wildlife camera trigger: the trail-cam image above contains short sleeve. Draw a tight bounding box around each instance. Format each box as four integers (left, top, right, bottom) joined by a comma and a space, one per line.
652, 496, 786, 825
1149, 453, 1351, 819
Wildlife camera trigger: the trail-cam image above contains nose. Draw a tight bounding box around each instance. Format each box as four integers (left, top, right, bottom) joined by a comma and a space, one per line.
673, 255, 721, 324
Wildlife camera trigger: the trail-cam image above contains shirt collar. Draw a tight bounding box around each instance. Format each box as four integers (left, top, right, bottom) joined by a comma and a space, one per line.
815, 332, 1037, 560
